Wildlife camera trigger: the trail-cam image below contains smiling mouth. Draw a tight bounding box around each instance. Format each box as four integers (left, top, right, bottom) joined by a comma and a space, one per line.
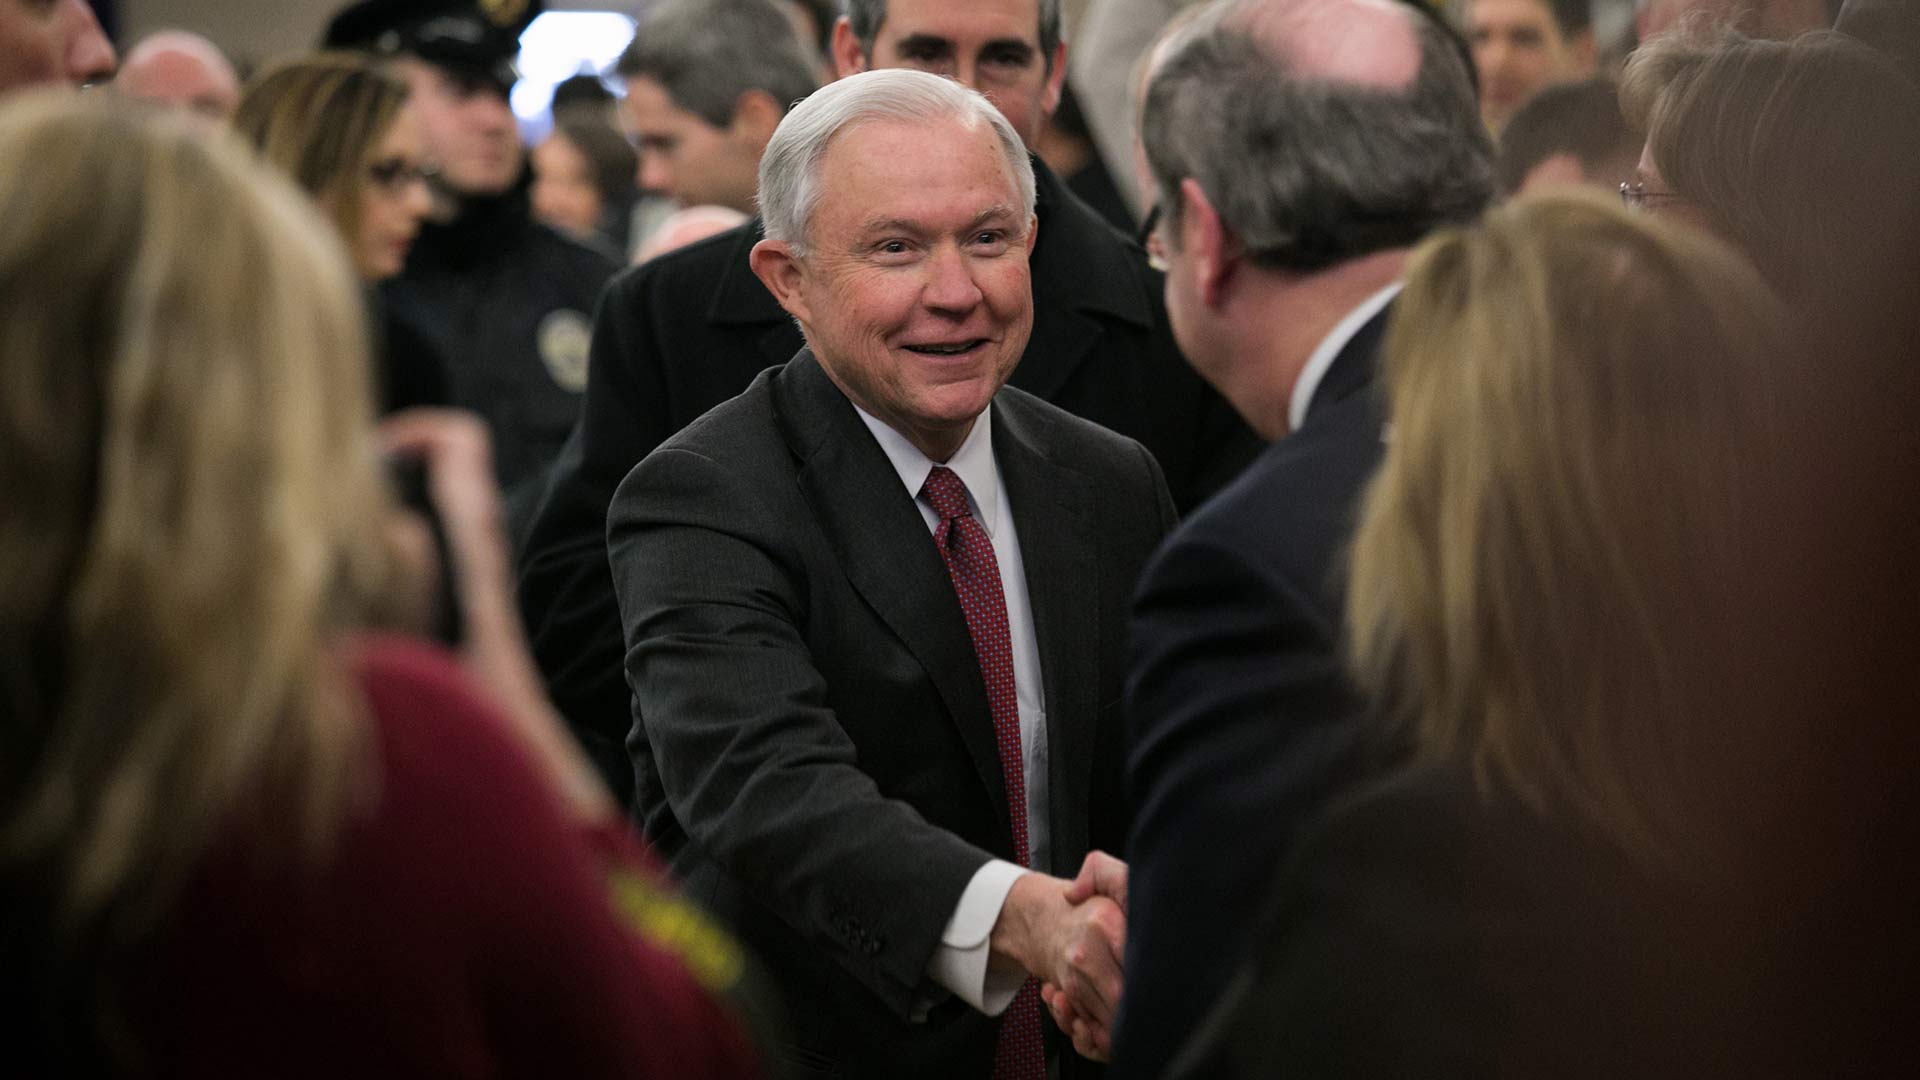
905, 339, 987, 357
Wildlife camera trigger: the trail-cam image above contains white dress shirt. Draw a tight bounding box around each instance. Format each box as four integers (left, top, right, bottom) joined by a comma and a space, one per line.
1287, 281, 1403, 433
853, 403, 1048, 1018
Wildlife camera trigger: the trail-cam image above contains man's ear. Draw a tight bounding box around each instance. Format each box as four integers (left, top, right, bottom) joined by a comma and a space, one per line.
730, 89, 784, 146
750, 238, 812, 325
1024, 213, 1040, 256
1041, 41, 1068, 118
830, 16, 869, 80
1179, 177, 1235, 308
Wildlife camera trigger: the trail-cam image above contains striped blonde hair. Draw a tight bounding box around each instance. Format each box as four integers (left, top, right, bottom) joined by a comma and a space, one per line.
0, 92, 394, 1037
1346, 194, 1785, 862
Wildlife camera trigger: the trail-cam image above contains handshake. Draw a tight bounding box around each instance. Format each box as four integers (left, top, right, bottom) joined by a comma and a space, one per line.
988, 851, 1130, 1062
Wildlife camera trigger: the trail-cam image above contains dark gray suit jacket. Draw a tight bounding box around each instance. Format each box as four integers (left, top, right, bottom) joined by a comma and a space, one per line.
607, 351, 1176, 1079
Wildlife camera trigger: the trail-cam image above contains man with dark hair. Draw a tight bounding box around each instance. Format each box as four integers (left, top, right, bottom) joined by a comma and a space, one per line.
1467, 0, 1596, 132
518, 0, 1262, 805
615, 0, 820, 214
1083, 0, 1495, 1074
1496, 76, 1641, 194
324, 0, 619, 513
0, 0, 114, 93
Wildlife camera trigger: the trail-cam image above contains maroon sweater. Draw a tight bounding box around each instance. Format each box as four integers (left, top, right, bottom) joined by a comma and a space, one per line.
123, 636, 761, 1078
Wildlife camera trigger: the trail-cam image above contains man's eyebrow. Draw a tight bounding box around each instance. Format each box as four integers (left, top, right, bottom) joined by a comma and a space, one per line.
967, 205, 1022, 230
979, 38, 1037, 58
854, 206, 1021, 238
857, 217, 930, 238
895, 33, 955, 54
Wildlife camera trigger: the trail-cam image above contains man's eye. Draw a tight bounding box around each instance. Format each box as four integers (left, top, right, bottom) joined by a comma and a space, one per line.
879, 240, 910, 255
973, 231, 1006, 246
983, 48, 1031, 68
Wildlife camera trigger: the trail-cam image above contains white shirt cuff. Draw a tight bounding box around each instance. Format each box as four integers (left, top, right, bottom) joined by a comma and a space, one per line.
925, 860, 1030, 1016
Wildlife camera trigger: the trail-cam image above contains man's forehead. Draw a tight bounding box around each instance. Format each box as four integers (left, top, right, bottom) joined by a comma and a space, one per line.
877, 0, 1042, 45
815, 114, 1021, 210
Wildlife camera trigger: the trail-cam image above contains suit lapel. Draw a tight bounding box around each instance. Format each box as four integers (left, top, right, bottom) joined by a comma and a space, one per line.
703, 216, 805, 369
995, 394, 1100, 872
1008, 159, 1155, 403
775, 354, 1012, 822
1303, 301, 1393, 426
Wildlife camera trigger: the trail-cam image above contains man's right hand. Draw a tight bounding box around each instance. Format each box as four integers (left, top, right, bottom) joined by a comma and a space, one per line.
989, 871, 1127, 1059
1042, 851, 1131, 1059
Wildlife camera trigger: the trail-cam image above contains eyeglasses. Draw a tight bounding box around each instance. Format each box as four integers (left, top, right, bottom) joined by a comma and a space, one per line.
1137, 200, 1168, 272
367, 157, 435, 194
1619, 180, 1685, 213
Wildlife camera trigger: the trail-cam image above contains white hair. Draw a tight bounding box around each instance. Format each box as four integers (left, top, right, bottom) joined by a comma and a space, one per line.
756, 68, 1036, 255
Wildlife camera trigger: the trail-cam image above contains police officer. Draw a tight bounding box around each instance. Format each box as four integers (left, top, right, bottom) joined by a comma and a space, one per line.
325, 0, 619, 525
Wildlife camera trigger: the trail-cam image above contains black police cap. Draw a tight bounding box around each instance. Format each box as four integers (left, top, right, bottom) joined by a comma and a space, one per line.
322, 0, 545, 92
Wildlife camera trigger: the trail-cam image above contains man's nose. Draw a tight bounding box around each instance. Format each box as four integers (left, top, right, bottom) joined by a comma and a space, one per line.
922, 244, 985, 313
470, 93, 517, 134
65, 1, 118, 86
640, 155, 673, 198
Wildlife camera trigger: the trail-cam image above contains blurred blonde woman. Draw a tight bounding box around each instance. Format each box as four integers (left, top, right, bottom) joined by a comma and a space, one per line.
1179, 196, 1791, 1077
0, 93, 759, 1077
232, 52, 447, 412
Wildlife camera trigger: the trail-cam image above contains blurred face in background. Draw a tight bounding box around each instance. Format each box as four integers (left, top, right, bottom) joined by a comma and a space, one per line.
350, 104, 433, 279
393, 56, 521, 196
115, 34, 240, 121
834, 0, 1065, 146
0, 0, 115, 93
1469, 0, 1591, 132
530, 129, 605, 238
621, 74, 764, 212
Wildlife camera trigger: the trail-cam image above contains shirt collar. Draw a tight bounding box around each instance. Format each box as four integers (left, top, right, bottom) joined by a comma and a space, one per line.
1288, 281, 1403, 434
854, 404, 1002, 538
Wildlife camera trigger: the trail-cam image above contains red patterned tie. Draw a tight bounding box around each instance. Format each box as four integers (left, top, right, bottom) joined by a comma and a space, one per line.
921, 466, 1046, 1080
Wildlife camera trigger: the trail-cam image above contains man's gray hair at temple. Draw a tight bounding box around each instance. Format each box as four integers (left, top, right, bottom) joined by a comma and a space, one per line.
1144, 0, 1495, 272
756, 68, 1038, 256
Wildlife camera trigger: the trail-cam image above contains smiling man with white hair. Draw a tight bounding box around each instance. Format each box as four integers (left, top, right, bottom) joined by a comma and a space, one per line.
605, 67, 1175, 1080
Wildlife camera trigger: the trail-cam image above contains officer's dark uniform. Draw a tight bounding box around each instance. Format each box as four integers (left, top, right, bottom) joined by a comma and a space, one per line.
326, 0, 619, 516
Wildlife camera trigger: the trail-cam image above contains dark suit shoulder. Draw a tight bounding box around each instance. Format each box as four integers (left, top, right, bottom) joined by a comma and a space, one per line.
600, 220, 755, 312
994, 383, 1156, 472
646, 363, 789, 470
1030, 158, 1156, 323
1173, 388, 1383, 587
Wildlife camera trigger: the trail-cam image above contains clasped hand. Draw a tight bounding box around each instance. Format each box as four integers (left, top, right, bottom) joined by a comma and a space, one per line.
990, 851, 1130, 1062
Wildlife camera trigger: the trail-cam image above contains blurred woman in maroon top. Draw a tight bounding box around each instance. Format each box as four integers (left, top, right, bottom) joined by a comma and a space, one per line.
0, 91, 763, 1078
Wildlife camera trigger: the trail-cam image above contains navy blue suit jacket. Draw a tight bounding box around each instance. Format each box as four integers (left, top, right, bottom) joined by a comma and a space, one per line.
1112, 307, 1397, 1080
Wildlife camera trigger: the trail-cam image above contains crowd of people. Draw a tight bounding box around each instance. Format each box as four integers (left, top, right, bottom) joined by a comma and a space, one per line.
2, 0, 1917, 1076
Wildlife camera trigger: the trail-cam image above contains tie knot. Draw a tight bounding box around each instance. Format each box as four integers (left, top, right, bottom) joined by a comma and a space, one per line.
921, 465, 972, 523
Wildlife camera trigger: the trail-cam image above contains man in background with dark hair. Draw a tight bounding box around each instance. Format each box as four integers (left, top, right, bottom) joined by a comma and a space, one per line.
616, 0, 820, 215
1467, 0, 1596, 132
325, 0, 619, 521
518, 0, 1261, 805
1496, 76, 1641, 195
1090, 0, 1496, 1073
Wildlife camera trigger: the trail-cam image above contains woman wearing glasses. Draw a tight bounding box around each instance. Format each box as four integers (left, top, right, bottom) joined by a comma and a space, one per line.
233, 52, 448, 413
1617, 30, 1920, 312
